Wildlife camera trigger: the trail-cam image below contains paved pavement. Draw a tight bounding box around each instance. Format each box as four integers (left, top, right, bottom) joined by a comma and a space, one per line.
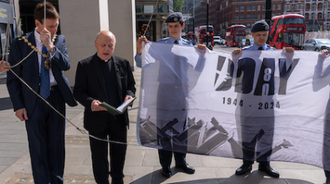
0, 66, 328, 184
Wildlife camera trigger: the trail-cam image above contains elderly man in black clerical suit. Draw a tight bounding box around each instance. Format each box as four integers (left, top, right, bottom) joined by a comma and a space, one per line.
73, 30, 136, 184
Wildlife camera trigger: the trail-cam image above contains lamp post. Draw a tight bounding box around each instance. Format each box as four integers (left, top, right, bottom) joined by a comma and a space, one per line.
324, 1, 327, 31
193, 0, 195, 33
265, 0, 272, 43
187, 1, 195, 32
206, 0, 209, 48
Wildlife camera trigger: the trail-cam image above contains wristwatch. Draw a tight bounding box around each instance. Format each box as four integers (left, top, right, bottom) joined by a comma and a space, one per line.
50, 46, 56, 55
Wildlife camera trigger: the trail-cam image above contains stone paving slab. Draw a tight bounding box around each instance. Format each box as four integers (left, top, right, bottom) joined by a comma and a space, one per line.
3, 173, 133, 184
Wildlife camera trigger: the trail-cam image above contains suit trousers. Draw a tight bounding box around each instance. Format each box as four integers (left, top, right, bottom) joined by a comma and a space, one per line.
239, 116, 274, 165
25, 87, 65, 184
89, 117, 127, 184
158, 143, 187, 168
156, 84, 188, 168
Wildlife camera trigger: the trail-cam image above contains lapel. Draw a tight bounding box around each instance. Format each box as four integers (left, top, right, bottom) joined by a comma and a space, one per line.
26, 32, 39, 74
91, 54, 108, 97
112, 56, 123, 99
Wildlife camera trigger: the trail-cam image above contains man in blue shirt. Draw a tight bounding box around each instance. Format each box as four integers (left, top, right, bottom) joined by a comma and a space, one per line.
135, 12, 205, 178
232, 20, 294, 178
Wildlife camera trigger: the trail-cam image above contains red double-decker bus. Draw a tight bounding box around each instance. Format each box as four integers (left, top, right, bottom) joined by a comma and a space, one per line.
196, 25, 214, 49
225, 25, 246, 47
269, 14, 306, 50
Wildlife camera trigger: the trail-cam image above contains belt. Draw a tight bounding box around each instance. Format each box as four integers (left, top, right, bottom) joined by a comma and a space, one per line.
50, 85, 59, 90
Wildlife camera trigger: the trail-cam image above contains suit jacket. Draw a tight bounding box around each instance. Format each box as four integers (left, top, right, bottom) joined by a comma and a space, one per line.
7, 31, 77, 117
73, 54, 136, 133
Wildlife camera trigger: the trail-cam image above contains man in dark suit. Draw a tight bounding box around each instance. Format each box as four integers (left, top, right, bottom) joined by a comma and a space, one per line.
73, 30, 136, 184
6, 2, 77, 184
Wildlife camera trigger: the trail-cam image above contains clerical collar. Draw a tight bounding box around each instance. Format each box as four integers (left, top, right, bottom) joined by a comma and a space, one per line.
97, 54, 109, 63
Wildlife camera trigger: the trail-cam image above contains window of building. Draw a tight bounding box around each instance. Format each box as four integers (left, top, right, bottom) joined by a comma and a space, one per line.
144, 5, 153, 13
241, 14, 244, 19
158, 5, 168, 13
247, 14, 251, 19
236, 6, 239, 12
318, 3, 323, 10
257, 14, 260, 19
262, 5, 265, 10
312, 3, 316, 11
236, 15, 239, 20
136, 5, 143, 13
247, 23, 250, 28
318, 13, 322, 19
248, 5, 251, 11
252, 5, 256, 11
241, 6, 244, 11
277, 4, 281, 10
252, 14, 256, 19
273, 4, 275, 10
328, 12, 330, 19
305, 13, 309, 20
262, 14, 265, 19
311, 12, 315, 20
258, 5, 260, 11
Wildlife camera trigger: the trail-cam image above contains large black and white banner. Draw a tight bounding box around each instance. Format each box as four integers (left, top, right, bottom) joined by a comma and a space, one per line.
137, 42, 330, 171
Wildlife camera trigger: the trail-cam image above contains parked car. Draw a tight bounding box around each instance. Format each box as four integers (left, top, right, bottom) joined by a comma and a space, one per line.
214, 36, 222, 45
220, 39, 225, 45
241, 38, 253, 47
302, 38, 330, 51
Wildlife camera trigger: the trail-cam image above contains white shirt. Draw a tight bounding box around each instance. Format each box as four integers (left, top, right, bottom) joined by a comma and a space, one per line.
34, 28, 57, 86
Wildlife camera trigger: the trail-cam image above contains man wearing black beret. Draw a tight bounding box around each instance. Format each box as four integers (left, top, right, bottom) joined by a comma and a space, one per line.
231, 20, 294, 178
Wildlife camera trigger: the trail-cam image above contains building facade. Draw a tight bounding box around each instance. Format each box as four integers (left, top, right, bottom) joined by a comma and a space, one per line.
135, 0, 173, 41
217, 0, 284, 36
284, 0, 330, 32
190, 0, 284, 37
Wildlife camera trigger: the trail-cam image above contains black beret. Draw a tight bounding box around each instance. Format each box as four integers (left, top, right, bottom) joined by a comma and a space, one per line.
165, 12, 183, 23
251, 20, 269, 32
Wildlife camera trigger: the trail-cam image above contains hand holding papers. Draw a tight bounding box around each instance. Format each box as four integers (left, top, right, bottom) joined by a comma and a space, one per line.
99, 97, 136, 115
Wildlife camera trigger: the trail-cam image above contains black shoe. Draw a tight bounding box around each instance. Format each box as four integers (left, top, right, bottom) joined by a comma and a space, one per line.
258, 163, 280, 178
176, 163, 195, 174
161, 166, 172, 178
235, 164, 252, 175
111, 178, 124, 184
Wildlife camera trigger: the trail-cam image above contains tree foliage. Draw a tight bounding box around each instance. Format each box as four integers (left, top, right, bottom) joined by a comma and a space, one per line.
173, 0, 184, 12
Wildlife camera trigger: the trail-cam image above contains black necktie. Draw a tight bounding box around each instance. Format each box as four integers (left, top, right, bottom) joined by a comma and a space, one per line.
174, 40, 178, 44
258, 46, 264, 50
